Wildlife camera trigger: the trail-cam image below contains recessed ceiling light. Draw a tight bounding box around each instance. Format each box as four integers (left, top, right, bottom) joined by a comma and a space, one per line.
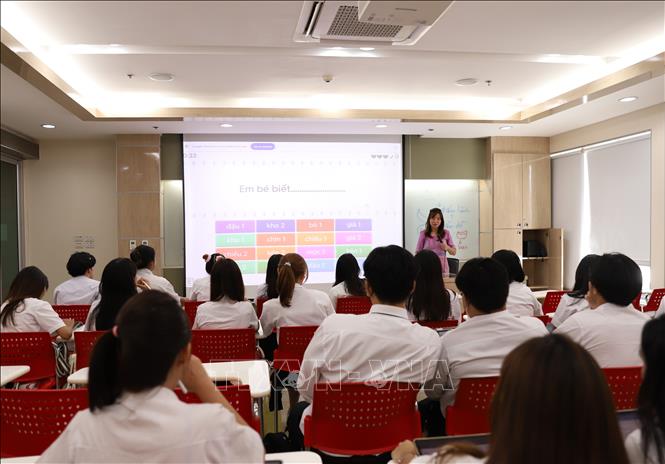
499, 126, 512, 131
455, 78, 478, 86
375, 124, 388, 128
220, 123, 233, 128
618, 96, 638, 103
149, 73, 174, 82
41, 123, 56, 129
359, 47, 375, 51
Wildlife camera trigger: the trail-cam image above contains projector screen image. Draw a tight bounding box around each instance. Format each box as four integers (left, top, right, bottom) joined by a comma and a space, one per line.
183, 137, 403, 288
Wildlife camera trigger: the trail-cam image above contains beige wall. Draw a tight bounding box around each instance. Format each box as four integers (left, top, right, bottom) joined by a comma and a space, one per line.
405, 137, 487, 179
22, 138, 117, 301
550, 103, 665, 288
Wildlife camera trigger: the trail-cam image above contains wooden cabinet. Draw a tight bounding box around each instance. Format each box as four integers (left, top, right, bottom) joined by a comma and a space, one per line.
522, 228, 564, 290
522, 154, 551, 229
493, 153, 523, 229
493, 229, 522, 256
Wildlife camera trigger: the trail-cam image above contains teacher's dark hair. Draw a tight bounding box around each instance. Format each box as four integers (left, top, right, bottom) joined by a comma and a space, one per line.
424, 208, 445, 242
567, 254, 600, 299
491, 249, 525, 283
589, 253, 642, 307
129, 245, 155, 270
210, 258, 245, 302
333, 253, 365, 297
88, 290, 191, 411
408, 250, 451, 321
1, 266, 49, 327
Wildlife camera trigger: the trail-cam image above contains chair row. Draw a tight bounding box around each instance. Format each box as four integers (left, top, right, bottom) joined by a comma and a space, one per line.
542, 288, 665, 313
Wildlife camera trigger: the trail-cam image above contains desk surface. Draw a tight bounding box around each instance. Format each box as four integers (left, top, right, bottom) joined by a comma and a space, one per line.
68, 360, 270, 398
0, 365, 30, 387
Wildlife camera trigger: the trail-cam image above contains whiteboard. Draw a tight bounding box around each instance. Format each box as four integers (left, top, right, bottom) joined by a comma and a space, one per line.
404, 180, 479, 261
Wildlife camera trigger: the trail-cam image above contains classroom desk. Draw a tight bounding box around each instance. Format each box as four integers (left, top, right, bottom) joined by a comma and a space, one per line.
0, 366, 30, 387
0, 452, 322, 464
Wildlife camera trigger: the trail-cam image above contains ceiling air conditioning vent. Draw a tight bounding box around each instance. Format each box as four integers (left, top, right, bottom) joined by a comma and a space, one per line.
294, 1, 454, 46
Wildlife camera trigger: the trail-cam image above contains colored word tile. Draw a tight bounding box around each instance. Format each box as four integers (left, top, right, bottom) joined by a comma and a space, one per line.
306, 259, 335, 272
256, 233, 295, 246
216, 234, 256, 247
296, 232, 334, 246
216, 247, 256, 261
236, 261, 257, 274
335, 245, 372, 258
256, 246, 296, 260
335, 231, 372, 245
296, 219, 334, 232
257, 260, 269, 274
216, 220, 255, 234
335, 219, 372, 231
297, 246, 335, 259
256, 220, 295, 233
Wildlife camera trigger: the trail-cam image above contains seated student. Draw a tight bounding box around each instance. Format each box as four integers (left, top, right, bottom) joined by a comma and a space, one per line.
85, 258, 143, 331
408, 250, 461, 322
625, 315, 665, 464
491, 249, 542, 316
38, 290, 264, 463
327, 253, 366, 308
130, 245, 182, 303
392, 335, 630, 464
1, 266, 74, 339
190, 253, 223, 302
53, 252, 100, 305
428, 257, 548, 419
256, 253, 282, 300
555, 253, 648, 367
288, 245, 441, 451
193, 258, 258, 330
550, 254, 600, 328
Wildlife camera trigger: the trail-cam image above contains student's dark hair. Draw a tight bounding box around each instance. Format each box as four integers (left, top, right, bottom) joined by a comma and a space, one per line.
455, 258, 509, 314
202, 253, 224, 275
487, 334, 628, 464
88, 290, 191, 411
424, 208, 445, 242
589, 253, 642, 307
567, 254, 601, 299
66, 252, 96, 277
265, 254, 283, 300
363, 245, 417, 305
637, 315, 665, 464
93, 258, 138, 331
129, 245, 155, 270
491, 249, 525, 283
277, 253, 308, 307
210, 258, 245, 302
408, 250, 451, 321
333, 253, 365, 297
1, 266, 49, 327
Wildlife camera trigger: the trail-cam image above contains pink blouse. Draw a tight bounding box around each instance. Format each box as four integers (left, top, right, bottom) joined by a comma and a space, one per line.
415, 229, 455, 275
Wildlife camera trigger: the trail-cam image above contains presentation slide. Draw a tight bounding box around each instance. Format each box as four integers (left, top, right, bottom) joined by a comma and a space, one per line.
183, 136, 403, 288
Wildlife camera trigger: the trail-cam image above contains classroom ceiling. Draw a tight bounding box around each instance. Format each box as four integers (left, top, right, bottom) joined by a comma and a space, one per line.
1, 1, 664, 140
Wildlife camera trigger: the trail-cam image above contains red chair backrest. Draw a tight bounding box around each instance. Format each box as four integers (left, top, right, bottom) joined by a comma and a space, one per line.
0, 332, 56, 384
255, 297, 267, 319
174, 384, 260, 432
644, 289, 665, 312
190, 328, 256, 362
415, 320, 458, 330
445, 376, 499, 435
632, 293, 642, 311
336, 296, 372, 314
603, 366, 641, 410
74, 331, 106, 369
534, 315, 552, 326
0, 388, 89, 457
52, 305, 91, 323
273, 325, 318, 372
183, 301, 203, 328
304, 382, 421, 455
542, 291, 566, 313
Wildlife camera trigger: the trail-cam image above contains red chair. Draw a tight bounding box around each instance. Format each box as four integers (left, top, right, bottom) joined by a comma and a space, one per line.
52, 304, 91, 323
0, 388, 88, 457
534, 315, 552, 325
190, 329, 256, 362
304, 382, 421, 455
336, 296, 372, 314
632, 293, 642, 311
603, 367, 641, 410
644, 288, 665, 312
183, 301, 203, 328
542, 291, 566, 314
74, 331, 106, 369
272, 326, 319, 373
0, 332, 56, 387
175, 384, 260, 432
415, 320, 458, 330
255, 297, 267, 319
446, 376, 499, 435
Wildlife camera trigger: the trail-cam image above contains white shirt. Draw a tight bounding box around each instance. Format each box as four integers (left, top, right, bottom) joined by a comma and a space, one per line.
193, 298, 259, 330
432, 310, 548, 414
550, 293, 589, 328
625, 428, 664, 464
506, 281, 543, 316
255, 283, 268, 299
0, 298, 65, 334
555, 302, 649, 367
259, 284, 334, 336
407, 289, 462, 322
53, 276, 100, 305
190, 276, 211, 302
327, 282, 349, 309
37, 386, 264, 463
297, 304, 442, 431
136, 268, 181, 302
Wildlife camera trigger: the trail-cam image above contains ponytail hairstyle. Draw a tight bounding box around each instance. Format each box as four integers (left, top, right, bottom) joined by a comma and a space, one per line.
277, 253, 308, 307
129, 245, 155, 270
265, 254, 283, 300
93, 258, 138, 331
409, 250, 451, 321
203, 253, 224, 275
424, 208, 445, 242
66, 252, 96, 277
333, 253, 365, 297
210, 258, 245, 303
88, 290, 191, 411
1, 266, 49, 327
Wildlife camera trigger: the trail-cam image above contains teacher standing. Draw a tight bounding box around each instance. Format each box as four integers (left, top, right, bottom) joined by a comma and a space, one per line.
415, 207, 457, 276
